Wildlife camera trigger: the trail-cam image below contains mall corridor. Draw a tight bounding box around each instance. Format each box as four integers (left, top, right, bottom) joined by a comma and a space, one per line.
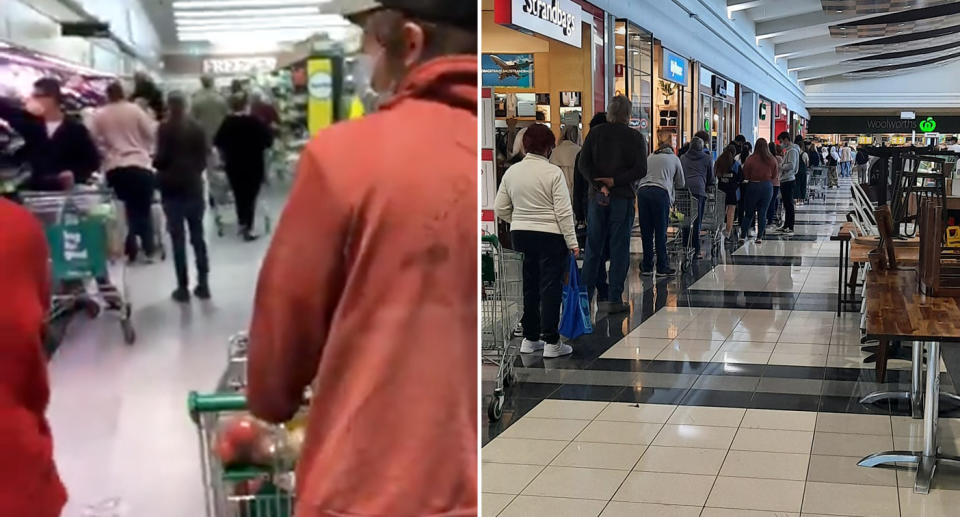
482, 179, 960, 516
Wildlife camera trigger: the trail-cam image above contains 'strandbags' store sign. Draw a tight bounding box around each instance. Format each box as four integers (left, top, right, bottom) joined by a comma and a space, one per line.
495, 0, 583, 48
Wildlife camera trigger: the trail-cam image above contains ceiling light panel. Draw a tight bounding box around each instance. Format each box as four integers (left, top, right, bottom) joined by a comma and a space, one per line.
175, 7, 321, 18
177, 15, 346, 28
173, 0, 329, 8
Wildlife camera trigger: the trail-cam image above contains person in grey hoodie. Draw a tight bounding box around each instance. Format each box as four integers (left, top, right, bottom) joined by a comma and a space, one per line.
637, 134, 685, 275
680, 136, 713, 257
776, 131, 799, 234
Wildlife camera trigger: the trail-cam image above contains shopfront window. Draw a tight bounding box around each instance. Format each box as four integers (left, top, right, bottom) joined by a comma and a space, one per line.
614, 20, 653, 151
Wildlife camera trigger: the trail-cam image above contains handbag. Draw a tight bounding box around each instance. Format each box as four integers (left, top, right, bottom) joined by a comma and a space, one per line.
558, 254, 593, 340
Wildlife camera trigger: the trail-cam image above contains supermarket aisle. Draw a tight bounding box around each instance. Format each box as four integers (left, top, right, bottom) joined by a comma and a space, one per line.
46, 185, 288, 516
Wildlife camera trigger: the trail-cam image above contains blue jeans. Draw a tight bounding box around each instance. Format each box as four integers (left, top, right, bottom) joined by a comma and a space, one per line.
163, 196, 209, 288
766, 186, 780, 225
741, 181, 773, 240
637, 186, 670, 272
582, 196, 634, 303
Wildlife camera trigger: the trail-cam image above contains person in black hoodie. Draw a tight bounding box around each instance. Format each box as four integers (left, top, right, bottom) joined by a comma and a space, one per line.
214, 93, 273, 241
578, 96, 647, 312
154, 91, 210, 302
0, 78, 100, 191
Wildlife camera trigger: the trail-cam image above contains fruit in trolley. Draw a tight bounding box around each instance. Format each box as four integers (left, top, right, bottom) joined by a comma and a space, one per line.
214, 415, 275, 467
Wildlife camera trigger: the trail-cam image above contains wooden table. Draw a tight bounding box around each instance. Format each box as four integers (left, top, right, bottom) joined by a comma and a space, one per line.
859, 268, 960, 494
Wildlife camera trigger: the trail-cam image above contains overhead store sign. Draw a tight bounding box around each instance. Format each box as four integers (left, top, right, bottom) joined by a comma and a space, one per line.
202, 57, 276, 75
494, 0, 582, 48
712, 75, 730, 97
808, 115, 960, 134
661, 48, 688, 86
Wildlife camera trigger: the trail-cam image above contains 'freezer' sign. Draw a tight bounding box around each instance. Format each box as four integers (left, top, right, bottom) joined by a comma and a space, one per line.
495, 0, 582, 48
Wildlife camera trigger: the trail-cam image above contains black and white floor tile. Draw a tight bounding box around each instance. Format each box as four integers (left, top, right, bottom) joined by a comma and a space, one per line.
482, 179, 960, 516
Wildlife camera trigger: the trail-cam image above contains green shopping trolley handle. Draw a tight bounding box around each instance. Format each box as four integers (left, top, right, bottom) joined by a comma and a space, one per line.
223, 465, 273, 482
188, 391, 248, 419
482, 234, 500, 248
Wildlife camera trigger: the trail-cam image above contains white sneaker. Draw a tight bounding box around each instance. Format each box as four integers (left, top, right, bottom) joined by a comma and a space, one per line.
520, 338, 544, 353
543, 343, 573, 358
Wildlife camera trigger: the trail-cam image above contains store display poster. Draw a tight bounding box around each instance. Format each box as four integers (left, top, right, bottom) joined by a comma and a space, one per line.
560, 91, 581, 107
482, 54, 534, 88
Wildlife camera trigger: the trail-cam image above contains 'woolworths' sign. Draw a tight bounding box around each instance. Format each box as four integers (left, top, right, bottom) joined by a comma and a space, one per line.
809, 115, 958, 134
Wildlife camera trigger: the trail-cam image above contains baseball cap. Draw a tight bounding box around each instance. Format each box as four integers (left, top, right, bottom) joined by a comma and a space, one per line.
337, 0, 475, 29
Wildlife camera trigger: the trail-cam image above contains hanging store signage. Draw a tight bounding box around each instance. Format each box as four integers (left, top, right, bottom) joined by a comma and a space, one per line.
759, 102, 767, 121
202, 57, 276, 75
808, 115, 960, 134
494, 0, 583, 48
711, 75, 729, 97
661, 48, 688, 86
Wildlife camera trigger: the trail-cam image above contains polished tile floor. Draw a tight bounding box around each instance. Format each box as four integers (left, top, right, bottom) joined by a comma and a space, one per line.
483, 179, 960, 515
483, 400, 960, 517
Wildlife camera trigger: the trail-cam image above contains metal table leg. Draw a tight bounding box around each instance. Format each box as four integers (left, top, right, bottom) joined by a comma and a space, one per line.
837, 239, 845, 316
860, 341, 960, 418
915, 340, 941, 494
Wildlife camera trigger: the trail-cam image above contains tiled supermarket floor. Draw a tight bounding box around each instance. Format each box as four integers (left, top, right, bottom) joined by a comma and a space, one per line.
483, 178, 960, 515
482, 400, 960, 517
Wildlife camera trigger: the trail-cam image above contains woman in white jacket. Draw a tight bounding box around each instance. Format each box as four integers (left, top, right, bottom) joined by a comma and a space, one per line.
495, 124, 579, 358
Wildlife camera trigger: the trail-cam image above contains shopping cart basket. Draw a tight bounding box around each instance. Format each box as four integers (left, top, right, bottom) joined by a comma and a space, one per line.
207, 167, 273, 238
188, 392, 297, 517
702, 187, 726, 259
190, 332, 304, 517
808, 166, 827, 202
21, 189, 135, 344
482, 234, 523, 421
667, 188, 699, 271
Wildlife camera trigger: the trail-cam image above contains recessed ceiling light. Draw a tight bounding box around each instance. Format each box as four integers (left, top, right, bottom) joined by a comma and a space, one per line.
615, 45, 624, 49
175, 7, 321, 18
173, 0, 329, 8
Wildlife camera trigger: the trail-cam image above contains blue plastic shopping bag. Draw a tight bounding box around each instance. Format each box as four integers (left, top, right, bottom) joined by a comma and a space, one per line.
559, 254, 593, 340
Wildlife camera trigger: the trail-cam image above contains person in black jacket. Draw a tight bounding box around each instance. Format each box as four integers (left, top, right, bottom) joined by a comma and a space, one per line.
214, 94, 273, 241
154, 91, 210, 302
0, 78, 100, 191
578, 96, 648, 312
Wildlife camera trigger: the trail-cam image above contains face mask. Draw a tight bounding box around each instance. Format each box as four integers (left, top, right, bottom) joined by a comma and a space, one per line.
354, 50, 396, 111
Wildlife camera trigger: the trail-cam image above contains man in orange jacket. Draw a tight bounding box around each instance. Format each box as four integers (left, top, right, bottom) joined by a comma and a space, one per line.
246, 1, 477, 516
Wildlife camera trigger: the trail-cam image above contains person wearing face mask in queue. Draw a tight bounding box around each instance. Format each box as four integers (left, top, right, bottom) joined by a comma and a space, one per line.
244, 2, 478, 516
0, 78, 101, 191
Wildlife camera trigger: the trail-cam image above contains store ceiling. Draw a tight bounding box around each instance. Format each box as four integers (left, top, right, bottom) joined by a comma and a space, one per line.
139, 0, 351, 53
727, 0, 960, 84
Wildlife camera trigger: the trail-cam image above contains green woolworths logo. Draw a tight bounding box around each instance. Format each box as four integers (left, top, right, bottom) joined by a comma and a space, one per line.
919, 117, 937, 132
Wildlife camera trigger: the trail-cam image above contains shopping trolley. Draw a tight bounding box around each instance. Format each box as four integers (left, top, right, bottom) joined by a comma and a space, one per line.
189, 332, 303, 517
21, 188, 135, 344
482, 234, 523, 421
808, 166, 827, 202
702, 187, 727, 259
207, 167, 273, 238
667, 188, 699, 272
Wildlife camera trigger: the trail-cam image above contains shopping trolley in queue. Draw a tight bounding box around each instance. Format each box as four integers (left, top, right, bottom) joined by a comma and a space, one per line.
666, 188, 698, 272
21, 188, 135, 344
808, 166, 827, 202
482, 234, 523, 421
189, 332, 304, 517
207, 166, 273, 238
702, 187, 726, 259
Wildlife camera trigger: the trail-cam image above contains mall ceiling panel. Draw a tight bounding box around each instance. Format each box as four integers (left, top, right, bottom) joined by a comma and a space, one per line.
828, 2, 960, 38
835, 23, 960, 53
842, 49, 960, 77
820, 0, 959, 14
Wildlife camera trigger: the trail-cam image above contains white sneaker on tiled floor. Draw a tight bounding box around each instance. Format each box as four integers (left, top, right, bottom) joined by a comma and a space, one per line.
543, 343, 573, 358
520, 338, 544, 353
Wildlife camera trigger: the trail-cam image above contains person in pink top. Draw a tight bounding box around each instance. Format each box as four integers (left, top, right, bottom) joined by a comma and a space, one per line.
92, 81, 158, 262
245, 1, 477, 516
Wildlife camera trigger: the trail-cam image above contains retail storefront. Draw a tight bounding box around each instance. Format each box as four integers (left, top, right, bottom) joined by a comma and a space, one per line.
612, 19, 653, 150
697, 67, 738, 158
652, 44, 691, 152
808, 114, 960, 147
774, 102, 789, 140
480, 0, 607, 234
